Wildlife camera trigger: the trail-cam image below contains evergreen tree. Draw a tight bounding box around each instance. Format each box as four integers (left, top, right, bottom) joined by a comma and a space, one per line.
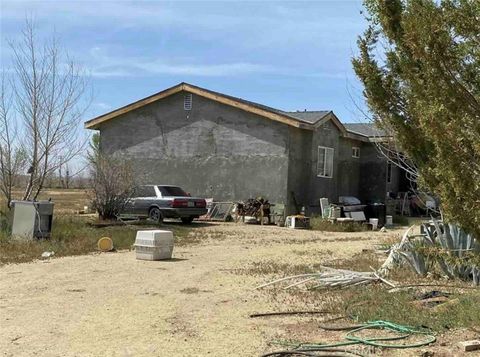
353, 0, 480, 236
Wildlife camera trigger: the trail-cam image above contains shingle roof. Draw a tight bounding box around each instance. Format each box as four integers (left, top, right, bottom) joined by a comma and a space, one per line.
84, 82, 383, 142
343, 123, 387, 138
184, 84, 330, 125
282, 111, 331, 124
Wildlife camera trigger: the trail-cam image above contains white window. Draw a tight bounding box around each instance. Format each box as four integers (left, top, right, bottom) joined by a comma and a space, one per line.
184, 93, 192, 110
317, 146, 334, 178
352, 146, 360, 158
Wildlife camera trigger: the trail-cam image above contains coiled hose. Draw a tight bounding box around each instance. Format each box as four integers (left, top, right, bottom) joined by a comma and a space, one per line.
257, 317, 436, 357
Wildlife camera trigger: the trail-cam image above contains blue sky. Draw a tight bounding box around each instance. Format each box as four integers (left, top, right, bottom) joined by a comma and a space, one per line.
1, 0, 368, 123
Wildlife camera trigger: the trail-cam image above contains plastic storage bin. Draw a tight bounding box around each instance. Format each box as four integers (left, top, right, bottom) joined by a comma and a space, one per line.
285, 216, 310, 229
134, 230, 174, 260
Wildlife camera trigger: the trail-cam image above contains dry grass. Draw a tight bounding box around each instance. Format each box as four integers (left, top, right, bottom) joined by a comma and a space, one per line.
242, 248, 480, 333
0, 215, 200, 265
329, 250, 383, 271
240, 250, 384, 278
237, 260, 324, 276
0, 188, 219, 264
0, 188, 91, 214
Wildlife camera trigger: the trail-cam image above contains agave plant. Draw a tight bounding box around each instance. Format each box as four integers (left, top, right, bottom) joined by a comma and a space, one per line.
399, 239, 431, 276
401, 219, 480, 285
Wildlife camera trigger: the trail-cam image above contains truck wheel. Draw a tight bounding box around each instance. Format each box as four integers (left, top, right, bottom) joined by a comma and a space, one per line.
181, 217, 194, 224
148, 207, 163, 224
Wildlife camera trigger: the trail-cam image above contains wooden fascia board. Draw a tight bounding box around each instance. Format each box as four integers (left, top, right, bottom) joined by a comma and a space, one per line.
343, 132, 371, 142
368, 136, 392, 143
183, 84, 312, 130
84, 83, 315, 131
84, 84, 185, 129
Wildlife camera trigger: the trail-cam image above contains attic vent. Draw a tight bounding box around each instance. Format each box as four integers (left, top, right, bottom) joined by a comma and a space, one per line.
184, 93, 192, 110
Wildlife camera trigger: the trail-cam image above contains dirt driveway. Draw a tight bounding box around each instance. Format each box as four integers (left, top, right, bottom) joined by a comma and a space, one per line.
1, 223, 402, 357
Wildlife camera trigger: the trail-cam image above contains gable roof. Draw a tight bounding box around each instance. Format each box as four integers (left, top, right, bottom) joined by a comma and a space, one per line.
83, 82, 375, 142
85, 82, 317, 130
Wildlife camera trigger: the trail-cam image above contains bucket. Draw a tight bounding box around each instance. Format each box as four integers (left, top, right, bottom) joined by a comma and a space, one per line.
386, 215, 393, 226
369, 218, 379, 230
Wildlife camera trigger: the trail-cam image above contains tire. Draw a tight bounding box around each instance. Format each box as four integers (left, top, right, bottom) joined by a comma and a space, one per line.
148, 207, 163, 224
181, 216, 194, 224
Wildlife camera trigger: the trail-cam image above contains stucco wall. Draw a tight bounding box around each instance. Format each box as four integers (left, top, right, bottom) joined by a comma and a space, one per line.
337, 138, 362, 198
99, 92, 290, 203
286, 127, 312, 214
359, 144, 388, 203
305, 121, 341, 209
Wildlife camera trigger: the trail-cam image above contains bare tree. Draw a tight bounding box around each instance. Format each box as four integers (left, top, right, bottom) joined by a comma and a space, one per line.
8, 19, 90, 201
88, 134, 136, 220
0, 77, 27, 208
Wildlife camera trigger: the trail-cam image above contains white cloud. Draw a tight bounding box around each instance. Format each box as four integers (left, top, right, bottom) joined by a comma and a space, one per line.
88, 47, 276, 78
93, 102, 112, 110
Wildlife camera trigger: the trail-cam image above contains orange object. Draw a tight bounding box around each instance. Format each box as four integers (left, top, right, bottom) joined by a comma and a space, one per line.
97, 237, 114, 252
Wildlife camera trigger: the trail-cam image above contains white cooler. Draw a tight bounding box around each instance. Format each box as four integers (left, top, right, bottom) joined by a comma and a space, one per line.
134, 230, 174, 260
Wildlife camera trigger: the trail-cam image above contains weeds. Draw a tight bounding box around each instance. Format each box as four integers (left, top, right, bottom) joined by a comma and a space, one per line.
330, 251, 383, 271
238, 260, 324, 276
247, 247, 480, 333
0, 215, 198, 265
251, 260, 480, 333
329, 285, 480, 332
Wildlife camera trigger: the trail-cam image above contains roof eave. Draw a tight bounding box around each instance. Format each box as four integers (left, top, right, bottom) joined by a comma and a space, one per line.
344, 129, 392, 143
84, 82, 316, 131
84, 83, 186, 130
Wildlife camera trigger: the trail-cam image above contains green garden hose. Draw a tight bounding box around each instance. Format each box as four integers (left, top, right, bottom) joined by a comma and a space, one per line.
261, 320, 436, 357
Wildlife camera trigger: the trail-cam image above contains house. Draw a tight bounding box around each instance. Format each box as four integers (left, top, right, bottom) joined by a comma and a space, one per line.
84, 82, 401, 214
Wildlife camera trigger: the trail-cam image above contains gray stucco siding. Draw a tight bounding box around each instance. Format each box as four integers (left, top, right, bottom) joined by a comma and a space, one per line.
286, 127, 312, 214
337, 137, 363, 199
306, 120, 341, 206
358, 144, 388, 203
99, 92, 290, 203
96, 88, 395, 213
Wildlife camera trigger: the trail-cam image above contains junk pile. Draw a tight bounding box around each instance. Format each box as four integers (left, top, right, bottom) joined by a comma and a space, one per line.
199, 200, 235, 221
236, 197, 271, 224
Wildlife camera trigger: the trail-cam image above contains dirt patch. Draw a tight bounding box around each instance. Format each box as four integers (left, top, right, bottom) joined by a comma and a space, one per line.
0, 222, 469, 356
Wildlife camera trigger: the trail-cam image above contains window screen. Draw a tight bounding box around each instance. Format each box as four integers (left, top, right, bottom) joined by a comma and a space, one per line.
317, 146, 334, 178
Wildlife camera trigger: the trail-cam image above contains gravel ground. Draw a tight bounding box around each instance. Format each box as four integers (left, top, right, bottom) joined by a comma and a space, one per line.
1, 223, 411, 356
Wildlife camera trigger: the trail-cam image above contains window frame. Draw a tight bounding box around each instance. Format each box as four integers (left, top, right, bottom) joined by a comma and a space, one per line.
317, 146, 334, 178
352, 146, 360, 158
